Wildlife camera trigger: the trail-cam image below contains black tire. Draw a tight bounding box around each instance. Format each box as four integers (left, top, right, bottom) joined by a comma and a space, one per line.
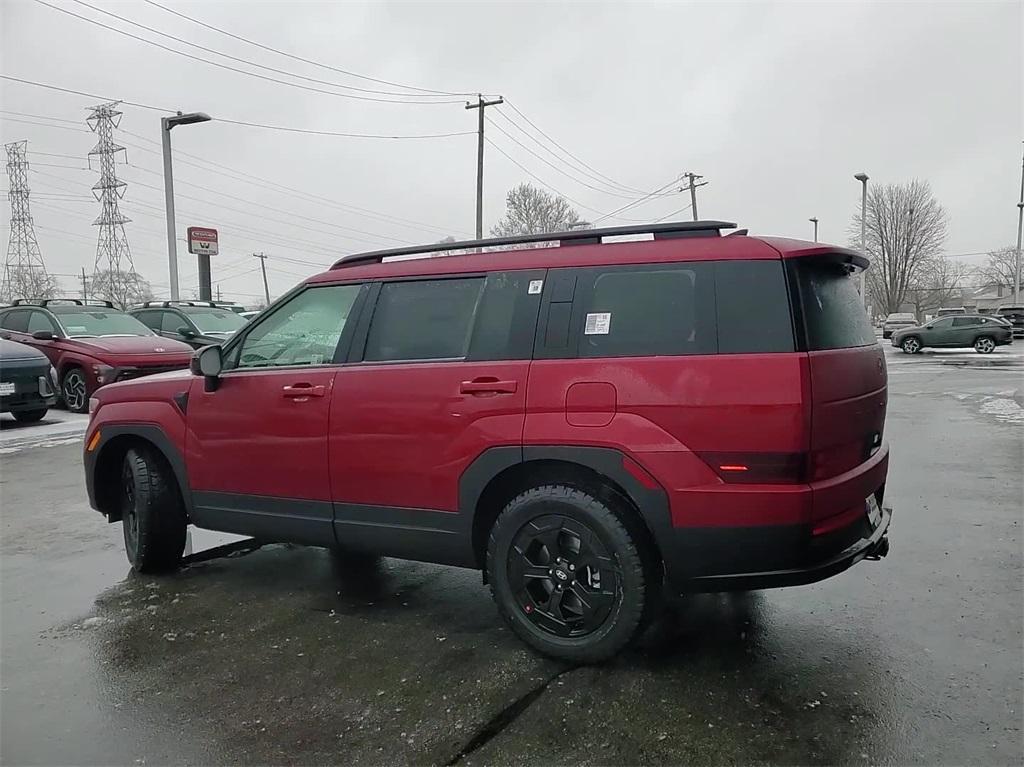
121, 445, 187, 573
973, 335, 995, 354
486, 484, 651, 664
901, 336, 921, 354
61, 367, 89, 413
12, 408, 47, 423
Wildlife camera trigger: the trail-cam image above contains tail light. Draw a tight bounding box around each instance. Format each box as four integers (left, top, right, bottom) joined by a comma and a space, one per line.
696, 452, 807, 484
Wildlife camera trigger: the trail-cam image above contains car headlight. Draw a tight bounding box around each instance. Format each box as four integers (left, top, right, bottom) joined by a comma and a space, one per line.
92, 364, 115, 385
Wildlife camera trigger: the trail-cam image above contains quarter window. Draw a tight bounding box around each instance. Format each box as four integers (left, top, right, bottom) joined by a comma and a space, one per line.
235, 285, 361, 368
364, 278, 484, 362
715, 261, 795, 353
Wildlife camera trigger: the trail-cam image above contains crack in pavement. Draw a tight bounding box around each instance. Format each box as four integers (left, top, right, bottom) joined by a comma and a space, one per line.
445, 665, 577, 766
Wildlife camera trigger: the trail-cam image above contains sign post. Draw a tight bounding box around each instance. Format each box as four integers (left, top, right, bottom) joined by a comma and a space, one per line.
187, 227, 218, 302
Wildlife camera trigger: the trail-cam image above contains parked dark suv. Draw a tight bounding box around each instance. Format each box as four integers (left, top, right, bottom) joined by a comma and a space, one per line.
84, 221, 891, 662
129, 301, 250, 349
0, 299, 193, 412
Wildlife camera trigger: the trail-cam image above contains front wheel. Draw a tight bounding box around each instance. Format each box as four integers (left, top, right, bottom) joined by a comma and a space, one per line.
486, 485, 652, 663
61, 367, 89, 413
901, 336, 921, 354
121, 446, 187, 572
974, 336, 995, 354
12, 408, 47, 423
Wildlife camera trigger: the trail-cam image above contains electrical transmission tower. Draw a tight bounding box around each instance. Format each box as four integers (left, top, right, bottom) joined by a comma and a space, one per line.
87, 101, 140, 308
2, 140, 55, 301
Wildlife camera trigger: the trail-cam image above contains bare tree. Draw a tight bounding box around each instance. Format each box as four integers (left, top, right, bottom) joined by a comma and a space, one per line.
0, 266, 58, 302
977, 245, 1021, 290
850, 179, 948, 314
491, 184, 581, 239
88, 269, 153, 309
905, 255, 970, 319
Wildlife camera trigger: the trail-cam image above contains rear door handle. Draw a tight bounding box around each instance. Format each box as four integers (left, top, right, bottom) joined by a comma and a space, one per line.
460, 378, 518, 395
282, 383, 326, 398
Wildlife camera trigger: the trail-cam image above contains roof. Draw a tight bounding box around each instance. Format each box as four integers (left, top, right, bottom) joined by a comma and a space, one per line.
305, 221, 866, 285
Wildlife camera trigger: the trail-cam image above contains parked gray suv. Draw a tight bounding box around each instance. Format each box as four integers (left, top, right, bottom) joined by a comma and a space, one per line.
892, 314, 1013, 354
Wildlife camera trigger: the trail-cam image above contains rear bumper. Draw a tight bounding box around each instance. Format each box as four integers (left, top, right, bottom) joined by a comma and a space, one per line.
681, 505, 891, 592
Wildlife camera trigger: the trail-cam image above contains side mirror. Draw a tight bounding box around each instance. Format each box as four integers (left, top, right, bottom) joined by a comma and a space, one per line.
190, 345, 223, 391
177, 326, 197, 339
31, 330, 54, 341
925, 324, 934, 330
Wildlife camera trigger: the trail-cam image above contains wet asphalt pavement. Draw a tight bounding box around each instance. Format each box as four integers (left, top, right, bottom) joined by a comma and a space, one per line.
1, 345, 1021, 765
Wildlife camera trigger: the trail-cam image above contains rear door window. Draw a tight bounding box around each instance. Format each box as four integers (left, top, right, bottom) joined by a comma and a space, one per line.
467, 270, 545, 361
1, 310, 30, 332
793, 259, 876, 349
135, 310, 163, 332
364, 278, 484, 362
578, 264, 715, 358
951, 317, 977, 327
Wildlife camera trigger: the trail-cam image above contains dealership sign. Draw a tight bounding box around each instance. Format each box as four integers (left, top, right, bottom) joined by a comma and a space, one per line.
187, 226, 219, 256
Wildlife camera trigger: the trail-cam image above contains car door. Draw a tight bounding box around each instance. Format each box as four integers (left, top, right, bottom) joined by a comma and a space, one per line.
924, 316, 955, 346
328, 270, 542, 563
185, 283, 368, 545
950, 316, 979, 346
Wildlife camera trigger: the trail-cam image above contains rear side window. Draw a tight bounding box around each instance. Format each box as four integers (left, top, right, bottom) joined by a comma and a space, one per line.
467, 270, 544, 361
794, 259, 875, 349
1, 310, 29, 332
715, 261, 794, 353
135, 311, 162, 331
579, 265, 715, 358
952, 317, 977, 327
365, 278, 484, 362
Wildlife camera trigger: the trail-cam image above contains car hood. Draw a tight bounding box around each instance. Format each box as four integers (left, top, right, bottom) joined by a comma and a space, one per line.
891, 325, 925, 336
0, 337, 50, 362
65, 335, 193, 355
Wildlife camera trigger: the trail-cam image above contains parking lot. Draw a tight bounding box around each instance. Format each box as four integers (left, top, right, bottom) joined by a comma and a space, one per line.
1, 343, 1021, 766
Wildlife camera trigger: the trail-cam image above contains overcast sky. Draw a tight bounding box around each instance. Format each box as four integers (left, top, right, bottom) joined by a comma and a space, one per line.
1, 0, 1021, 304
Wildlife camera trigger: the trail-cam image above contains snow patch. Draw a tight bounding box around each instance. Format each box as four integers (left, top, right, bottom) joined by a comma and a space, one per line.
979, 397, 1024, 425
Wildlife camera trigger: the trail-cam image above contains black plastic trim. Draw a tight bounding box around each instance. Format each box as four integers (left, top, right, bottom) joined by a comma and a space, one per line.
333, 503, 473, 566
192, 491, 335, 546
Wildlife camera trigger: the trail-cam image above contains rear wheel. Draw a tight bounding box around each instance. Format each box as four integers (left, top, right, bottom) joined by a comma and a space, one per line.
61, 367, 89, 413
121, 445, 187, 572
901, 336, 921, 354
974, 336, 995, 354
486, 484, 650, 663
12, 408, 47, 423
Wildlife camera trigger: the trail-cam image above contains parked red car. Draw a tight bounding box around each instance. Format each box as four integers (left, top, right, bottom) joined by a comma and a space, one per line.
84, 221, 891, 662
0, 299, 193, 412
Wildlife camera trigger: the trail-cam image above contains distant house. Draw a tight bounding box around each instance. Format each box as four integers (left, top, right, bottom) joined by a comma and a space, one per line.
964, 283, 1020, 313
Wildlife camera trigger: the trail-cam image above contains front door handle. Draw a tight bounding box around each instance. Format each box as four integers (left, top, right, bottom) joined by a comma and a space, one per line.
282, 383, 326, 398
460, 378, 518, 395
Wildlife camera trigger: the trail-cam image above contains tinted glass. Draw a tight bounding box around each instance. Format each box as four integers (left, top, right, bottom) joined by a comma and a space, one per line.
54, 310, 152, 337
188, 308, 248, 334
794, 259, 875, 349
0, 310, 29, 332
27, 311, 56, 333
930, 317, 954, 328
134, 310, 163, 331
467, 270, 544, 361
579, 265, 715, 358
715, 260, 794, 353
236, 285, 360, 368
365, 278, 484, 362
951, 316, 978, 327
160, 311, 185, 334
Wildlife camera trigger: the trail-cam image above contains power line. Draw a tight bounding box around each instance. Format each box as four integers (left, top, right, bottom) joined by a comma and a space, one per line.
35, 0, 465, 106
142, 0, 474, 97
70, 0, 461, 101
591, 174, 687, 224
0, 74, 172, 112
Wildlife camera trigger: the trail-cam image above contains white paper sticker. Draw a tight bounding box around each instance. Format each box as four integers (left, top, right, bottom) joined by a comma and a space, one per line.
584, 312, 611, 335
527, 279, 544, 295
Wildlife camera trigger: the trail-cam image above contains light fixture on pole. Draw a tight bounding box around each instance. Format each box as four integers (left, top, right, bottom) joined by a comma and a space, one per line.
855, 173, 869, 308
809, 217, 819, 242
162, 111, 211, 300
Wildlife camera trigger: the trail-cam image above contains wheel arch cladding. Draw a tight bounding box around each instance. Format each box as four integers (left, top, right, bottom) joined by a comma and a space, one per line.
463, 446, 668, 578
90, 425, 192, 522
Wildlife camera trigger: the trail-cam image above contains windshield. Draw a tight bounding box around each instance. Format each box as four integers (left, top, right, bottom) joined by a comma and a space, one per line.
57, 310, 153, 338
189, 309, 249, 334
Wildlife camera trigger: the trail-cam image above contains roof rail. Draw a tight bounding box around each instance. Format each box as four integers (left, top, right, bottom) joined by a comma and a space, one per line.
135, 300, 218, 308
12, 297, 114, 308
331, 220, 738, 269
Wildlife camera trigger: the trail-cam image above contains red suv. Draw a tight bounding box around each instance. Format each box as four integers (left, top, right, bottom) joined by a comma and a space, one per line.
0, 299, 193, 413
84, 221, 891, 662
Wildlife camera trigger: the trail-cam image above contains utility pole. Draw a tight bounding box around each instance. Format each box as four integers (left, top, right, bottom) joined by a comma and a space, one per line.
216, 283, 222, 302
2, 140, 53, 301
680, 172, 706, 221
80, 266, 88, 300
809, 217, 819, 242
1014, 143, 1023, 305
253, 252, 270, 306
465, 94, 504, 238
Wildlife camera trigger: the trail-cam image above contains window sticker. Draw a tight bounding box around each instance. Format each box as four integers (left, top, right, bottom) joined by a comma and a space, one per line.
527, 279, 544, 295
584, 312, 611, 335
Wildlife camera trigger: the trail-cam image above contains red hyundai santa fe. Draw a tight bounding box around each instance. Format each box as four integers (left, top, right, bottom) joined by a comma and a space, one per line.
84, 221, 891, 662
0, 299, 193, 412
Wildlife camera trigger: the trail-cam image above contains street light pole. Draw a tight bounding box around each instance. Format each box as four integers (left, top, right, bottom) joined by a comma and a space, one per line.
809, 217, 819, 242
1014, 144, 1023, 305
161, 111, 211, 300
855, 173, 869, 308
